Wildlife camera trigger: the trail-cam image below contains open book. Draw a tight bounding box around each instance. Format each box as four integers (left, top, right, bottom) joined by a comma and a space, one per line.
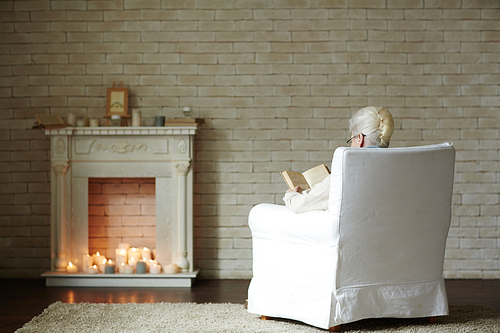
281, 164, 330, 191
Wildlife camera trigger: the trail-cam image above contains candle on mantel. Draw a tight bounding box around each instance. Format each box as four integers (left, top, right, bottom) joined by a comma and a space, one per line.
115, 248, 128, 266
98, 258, 107, 273
82, 254, 93, 273
118, 262, 126, 274
124, 265, 134, 274
136, 260, 147, 274
128, 247, 141, 266
163, 264, 178, 275
141, 247, 152, 261
66, 262, 78, 274
147, 259, 157, 272
104, 259, 116, 274
150, 263, 161, 274
92, 252, 105, 265
89, 265, 98, 274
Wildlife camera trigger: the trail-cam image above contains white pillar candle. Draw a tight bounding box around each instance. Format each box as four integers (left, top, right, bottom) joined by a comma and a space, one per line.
147, 259, 157, 272
128, 247, 141, 266
163, 264, 178, 274
115, 248, 128, 266
66, 262, 78, 274
88, 265, 98, 274
124, 265, 134, 274
82, 254, 93, 273
98, 258, 107, 273
150, 263, 161, 274
67, 113, 76, 127
118, 243, 130, 250
118, 262, 126, 274
132, 110, 141, 127
141, 247, 151, 261
92, 252, 105, 265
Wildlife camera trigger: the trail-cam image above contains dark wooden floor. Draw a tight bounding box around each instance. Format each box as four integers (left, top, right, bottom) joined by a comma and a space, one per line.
1, 279, 499, 333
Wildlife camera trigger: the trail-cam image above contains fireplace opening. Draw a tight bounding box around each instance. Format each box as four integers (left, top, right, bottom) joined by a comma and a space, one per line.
88, 177, 156, 261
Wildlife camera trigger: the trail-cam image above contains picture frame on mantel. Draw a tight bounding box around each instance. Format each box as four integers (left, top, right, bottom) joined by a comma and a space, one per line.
104, 82, 130, 125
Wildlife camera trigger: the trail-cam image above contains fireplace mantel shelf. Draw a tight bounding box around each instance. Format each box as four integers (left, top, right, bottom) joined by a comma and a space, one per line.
45, 125, 199, 287
42, 270, 199, 287
46, 126, 199, 136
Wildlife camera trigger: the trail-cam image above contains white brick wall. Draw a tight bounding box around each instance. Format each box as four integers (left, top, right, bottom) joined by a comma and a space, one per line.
0, 0, 499, 279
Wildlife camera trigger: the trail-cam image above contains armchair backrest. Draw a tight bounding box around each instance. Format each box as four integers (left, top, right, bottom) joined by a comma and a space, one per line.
328, 144, 455, 289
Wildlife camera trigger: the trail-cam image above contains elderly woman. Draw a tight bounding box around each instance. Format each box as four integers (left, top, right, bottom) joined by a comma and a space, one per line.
283, 106, 394, 214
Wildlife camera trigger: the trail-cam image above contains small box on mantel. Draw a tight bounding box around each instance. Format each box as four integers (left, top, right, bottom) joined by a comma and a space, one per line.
164, 118, 205, 127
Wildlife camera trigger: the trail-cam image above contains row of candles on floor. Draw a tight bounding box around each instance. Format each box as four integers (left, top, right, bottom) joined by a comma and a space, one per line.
66, 243, 179, 275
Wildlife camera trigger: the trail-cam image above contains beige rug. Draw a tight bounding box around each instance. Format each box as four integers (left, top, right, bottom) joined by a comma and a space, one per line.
16, 302, 500, 333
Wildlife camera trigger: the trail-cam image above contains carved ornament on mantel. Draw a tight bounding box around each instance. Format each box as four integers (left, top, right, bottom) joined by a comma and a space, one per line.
96, 140, 147, 154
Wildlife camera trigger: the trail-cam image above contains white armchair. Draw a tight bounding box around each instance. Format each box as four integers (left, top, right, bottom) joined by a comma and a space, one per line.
247, 144, 455, 330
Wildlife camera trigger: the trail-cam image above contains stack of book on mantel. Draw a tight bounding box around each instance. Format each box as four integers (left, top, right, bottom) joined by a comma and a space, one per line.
164, 118, 205, 127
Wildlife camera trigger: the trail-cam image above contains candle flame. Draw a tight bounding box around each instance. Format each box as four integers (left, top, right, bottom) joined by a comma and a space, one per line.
68, 262, 74, 267
108, 259, 113, 264
102, 258, 106, 264
96, 252, 100, 256
92, 265, 97, 268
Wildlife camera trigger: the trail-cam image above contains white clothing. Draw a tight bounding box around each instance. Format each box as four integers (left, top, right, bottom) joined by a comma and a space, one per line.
283, 175, 330, 213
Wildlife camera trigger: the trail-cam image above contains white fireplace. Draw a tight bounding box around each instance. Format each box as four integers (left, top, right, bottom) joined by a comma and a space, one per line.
42, 125, 200, 287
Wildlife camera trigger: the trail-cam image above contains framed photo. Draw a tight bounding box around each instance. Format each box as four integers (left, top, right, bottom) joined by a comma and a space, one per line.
106, 82, 128, 117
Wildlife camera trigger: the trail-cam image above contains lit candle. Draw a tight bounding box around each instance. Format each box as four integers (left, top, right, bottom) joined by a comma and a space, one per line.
66, 262, 78, 274
163, 264, 178, 275
147, 259, 157, 272
92, 252, 105, 265
141, 247, 152, 261
89, 265, 98, 274
118, 262, 126, 274
115, 248, 128, 266
82, 254, 93, 273
104, 259, 116, 274
128, 247, 141, 266
98, 258, 107, 273
132, 110, 141, 127
150, 263, 161, 274
124, 265, 134, 274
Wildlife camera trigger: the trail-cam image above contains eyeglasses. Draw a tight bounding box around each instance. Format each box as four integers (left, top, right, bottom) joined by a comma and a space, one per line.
346, 134, 366, 145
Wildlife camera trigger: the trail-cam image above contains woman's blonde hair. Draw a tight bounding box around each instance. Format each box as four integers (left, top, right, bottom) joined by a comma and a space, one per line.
349, 106, 394, 148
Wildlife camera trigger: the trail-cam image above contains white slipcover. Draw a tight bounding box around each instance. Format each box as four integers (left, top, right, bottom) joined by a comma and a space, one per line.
247, 143, 455, 330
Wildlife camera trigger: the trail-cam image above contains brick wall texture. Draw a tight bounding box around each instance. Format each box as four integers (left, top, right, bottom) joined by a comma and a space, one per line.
0, 0, 499, 279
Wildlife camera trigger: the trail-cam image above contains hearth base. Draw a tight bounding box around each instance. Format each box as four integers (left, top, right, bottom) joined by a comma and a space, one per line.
41, 270, 199, 287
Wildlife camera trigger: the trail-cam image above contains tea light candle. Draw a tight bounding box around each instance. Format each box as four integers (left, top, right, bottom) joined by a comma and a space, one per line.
141, 247, 151, 261
104, 259, 116, 274
136, 261, 147, 274
89, 265, 98, 274
124, 265, 134, 274
118, 262, 126, 274
128, 247, 141, 266
163, 264, 178, 274
82, 254, 93, 273
150, 263, 161, 274
115, 248, 128, 266
66, 261, 78, 274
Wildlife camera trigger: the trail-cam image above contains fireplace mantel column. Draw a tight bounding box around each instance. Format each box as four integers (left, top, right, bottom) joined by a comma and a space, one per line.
175, 161, 190, 272
51, 161, 69, 271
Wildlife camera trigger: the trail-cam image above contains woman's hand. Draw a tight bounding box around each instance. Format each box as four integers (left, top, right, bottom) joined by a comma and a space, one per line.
286, 186, 302, 193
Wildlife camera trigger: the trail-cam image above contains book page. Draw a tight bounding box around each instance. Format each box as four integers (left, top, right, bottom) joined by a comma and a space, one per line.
302, 164, 330, 188
281, 171, 311, 190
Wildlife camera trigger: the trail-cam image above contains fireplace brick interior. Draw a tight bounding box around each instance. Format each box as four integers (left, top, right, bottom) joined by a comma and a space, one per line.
88, 178, 156, 260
